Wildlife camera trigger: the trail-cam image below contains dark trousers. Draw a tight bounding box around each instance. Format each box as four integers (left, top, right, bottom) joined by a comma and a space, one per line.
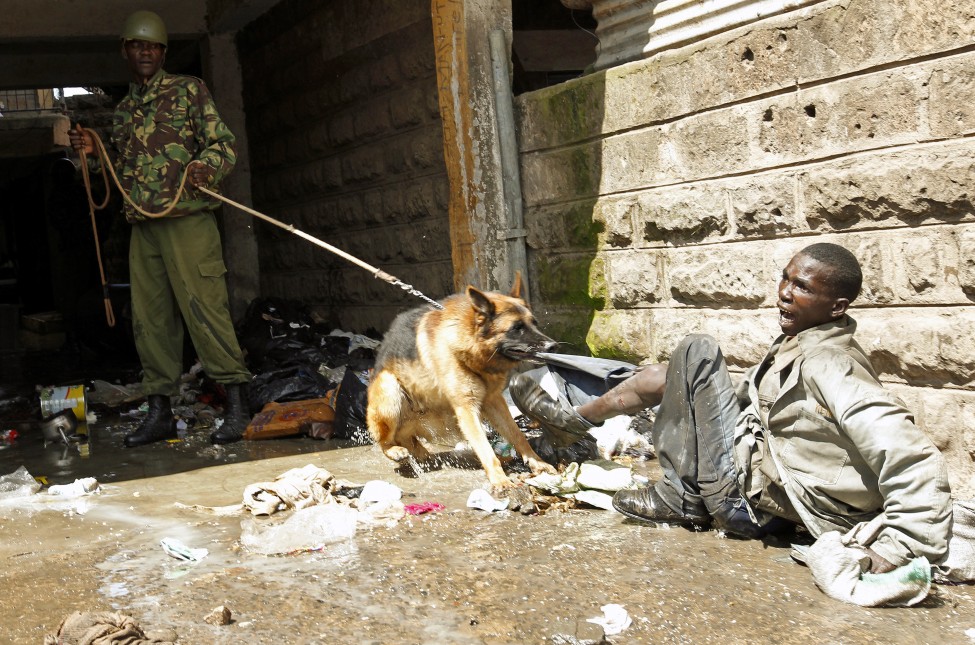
651, 334, 744, 523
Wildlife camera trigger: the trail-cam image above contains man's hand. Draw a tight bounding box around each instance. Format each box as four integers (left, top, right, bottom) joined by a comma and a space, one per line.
187, 160, 213, 188
864, 547, 897, 574
67, 125, 94, 156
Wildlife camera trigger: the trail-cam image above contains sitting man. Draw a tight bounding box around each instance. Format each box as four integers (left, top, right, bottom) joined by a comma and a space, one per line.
511, 242, 951, 573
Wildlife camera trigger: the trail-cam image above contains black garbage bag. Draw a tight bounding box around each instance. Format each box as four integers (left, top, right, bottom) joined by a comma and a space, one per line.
333, 368, 372, 444
319, 334, 351, 367
249, 365, 335, 410
258, 337, 331, 372
237, 297, 317, 368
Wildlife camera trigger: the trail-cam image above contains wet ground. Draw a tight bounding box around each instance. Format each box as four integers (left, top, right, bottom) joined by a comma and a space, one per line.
1, 349, 974, 643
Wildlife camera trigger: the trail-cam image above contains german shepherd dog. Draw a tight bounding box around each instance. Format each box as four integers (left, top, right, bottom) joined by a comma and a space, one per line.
367, 274, 558, 488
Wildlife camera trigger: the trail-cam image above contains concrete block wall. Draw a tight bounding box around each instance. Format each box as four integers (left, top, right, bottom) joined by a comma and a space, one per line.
515, 0, 975, 494
238, 0, 452, 333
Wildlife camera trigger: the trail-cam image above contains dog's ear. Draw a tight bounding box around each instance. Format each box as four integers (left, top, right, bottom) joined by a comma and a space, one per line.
508, 271, 523, 299
467, 286, 496, 319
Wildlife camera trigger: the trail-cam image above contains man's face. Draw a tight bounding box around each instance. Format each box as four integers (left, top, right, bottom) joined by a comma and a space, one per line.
776, 253, 849, 336
122, 39, 165, 84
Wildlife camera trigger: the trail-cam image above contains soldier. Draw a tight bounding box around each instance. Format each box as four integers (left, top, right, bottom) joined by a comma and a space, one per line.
69, 10, 252, 446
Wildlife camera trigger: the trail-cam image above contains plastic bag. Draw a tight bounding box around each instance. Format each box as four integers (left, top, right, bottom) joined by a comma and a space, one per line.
333, 368, 372, 443
249, 365, 334, 410
0, 466, 41, 500
239, 504, 357, 555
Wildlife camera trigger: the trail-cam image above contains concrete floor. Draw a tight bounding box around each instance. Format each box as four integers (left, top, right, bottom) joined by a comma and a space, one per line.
1, 345, 974, 643
1, 415, 974, 644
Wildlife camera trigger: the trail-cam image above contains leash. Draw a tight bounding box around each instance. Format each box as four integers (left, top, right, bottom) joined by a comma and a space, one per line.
77, 129, 116, 327
196, 186, 444, 310
75, 124, 444, 314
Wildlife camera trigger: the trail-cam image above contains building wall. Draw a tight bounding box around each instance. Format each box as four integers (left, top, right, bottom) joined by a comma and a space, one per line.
515, 0, 975, 494
238, 0, 452, 333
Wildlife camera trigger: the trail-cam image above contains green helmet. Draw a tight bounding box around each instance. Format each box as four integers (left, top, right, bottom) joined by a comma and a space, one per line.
121, 10, 168, 47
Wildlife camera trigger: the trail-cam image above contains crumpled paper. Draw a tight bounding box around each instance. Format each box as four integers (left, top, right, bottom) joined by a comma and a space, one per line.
586, 603, 631, 635
466, 489, 509, 512
47, 477, 99, 497
160, 537, 208, 562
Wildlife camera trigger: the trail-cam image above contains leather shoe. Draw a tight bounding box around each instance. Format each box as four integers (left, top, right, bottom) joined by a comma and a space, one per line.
125, 394, 177, 447
509, 372, 594, 447
612, 484, 709, 527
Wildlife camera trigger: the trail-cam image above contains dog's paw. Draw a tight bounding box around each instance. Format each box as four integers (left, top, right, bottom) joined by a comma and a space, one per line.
384, 445, 413, 462
505, 484, 538, 515
488, 476, 516, 492
526, 458, 557, 476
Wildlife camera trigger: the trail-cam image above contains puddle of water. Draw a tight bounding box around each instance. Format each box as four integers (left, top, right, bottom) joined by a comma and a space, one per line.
102, 581, 129, 598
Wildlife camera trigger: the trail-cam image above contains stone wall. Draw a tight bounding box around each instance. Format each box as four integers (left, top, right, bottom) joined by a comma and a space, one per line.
238, 0, 452, 333
515, 0, 975, 494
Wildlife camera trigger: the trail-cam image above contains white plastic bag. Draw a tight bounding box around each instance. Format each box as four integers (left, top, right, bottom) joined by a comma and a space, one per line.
0, 466, 41, 500
240, 503, 357, 555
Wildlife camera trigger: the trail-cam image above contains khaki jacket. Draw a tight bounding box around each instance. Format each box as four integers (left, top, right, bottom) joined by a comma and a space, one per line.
734, 315, 951, 566
111, 70, 236, 222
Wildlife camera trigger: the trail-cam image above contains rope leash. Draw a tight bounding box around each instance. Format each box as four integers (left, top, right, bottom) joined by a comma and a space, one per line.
196, 186, 443, 310
77, 130, 116, 327
75, 125, 444, 320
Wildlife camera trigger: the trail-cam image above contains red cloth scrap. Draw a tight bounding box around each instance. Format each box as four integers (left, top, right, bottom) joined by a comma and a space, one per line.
403, 502, 446, 515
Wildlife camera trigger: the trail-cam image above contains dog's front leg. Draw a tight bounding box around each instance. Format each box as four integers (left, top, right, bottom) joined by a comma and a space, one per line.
483, 395, 557, 476
453, 406, 512, 488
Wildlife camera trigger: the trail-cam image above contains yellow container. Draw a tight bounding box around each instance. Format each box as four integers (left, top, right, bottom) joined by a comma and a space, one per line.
39, 384, 87, 422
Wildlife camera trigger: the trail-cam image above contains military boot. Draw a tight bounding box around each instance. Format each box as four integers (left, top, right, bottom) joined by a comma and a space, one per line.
210, 383, 252, 445
124, 394, 177, 447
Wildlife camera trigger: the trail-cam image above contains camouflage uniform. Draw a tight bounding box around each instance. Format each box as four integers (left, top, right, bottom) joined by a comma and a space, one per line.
111, 69, 249, 396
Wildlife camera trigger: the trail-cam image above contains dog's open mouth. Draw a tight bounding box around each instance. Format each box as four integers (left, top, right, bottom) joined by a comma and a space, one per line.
501, 346, 539, 361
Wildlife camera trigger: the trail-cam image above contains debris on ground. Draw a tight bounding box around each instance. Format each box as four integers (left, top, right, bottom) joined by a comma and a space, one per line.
524, 460, 642, 511
43, 610, 176, 645
239, 503, 358, 555
203, 605, 233, 626
175, 463, 343, 516
586, 603, 631, 636
551, 618, 608, 645
466, 488, 510, 512
159, 537, 209, 563
46, 477, 100, 497
0, 465, 42, 499
403, 501, 445, 515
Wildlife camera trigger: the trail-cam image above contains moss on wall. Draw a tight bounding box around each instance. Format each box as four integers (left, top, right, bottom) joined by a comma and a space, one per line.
586, 314, 645, 363
526, 74, 606, 146
538, 311, 596, 352
563, 198, 602, 248
535, 254, 604, 309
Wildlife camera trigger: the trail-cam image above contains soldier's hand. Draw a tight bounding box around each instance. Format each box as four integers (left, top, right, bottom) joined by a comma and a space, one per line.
67, 125, 94, 156
187, 160, 213, 188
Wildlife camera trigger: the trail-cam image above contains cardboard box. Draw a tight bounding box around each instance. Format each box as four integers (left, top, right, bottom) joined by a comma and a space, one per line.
21, 311, 64, 334
244, 397, 336, 440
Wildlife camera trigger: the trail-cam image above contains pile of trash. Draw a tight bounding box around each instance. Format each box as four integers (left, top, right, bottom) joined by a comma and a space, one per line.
5, 295, 656, 464
67, 297, 381, 445
235, 297, 379, 444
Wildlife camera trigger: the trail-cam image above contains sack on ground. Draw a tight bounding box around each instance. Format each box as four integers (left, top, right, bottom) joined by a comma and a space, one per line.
934, 498, 975, 584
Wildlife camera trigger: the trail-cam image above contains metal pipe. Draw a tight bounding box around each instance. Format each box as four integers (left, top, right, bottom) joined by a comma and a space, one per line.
489, 29, 530, 303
